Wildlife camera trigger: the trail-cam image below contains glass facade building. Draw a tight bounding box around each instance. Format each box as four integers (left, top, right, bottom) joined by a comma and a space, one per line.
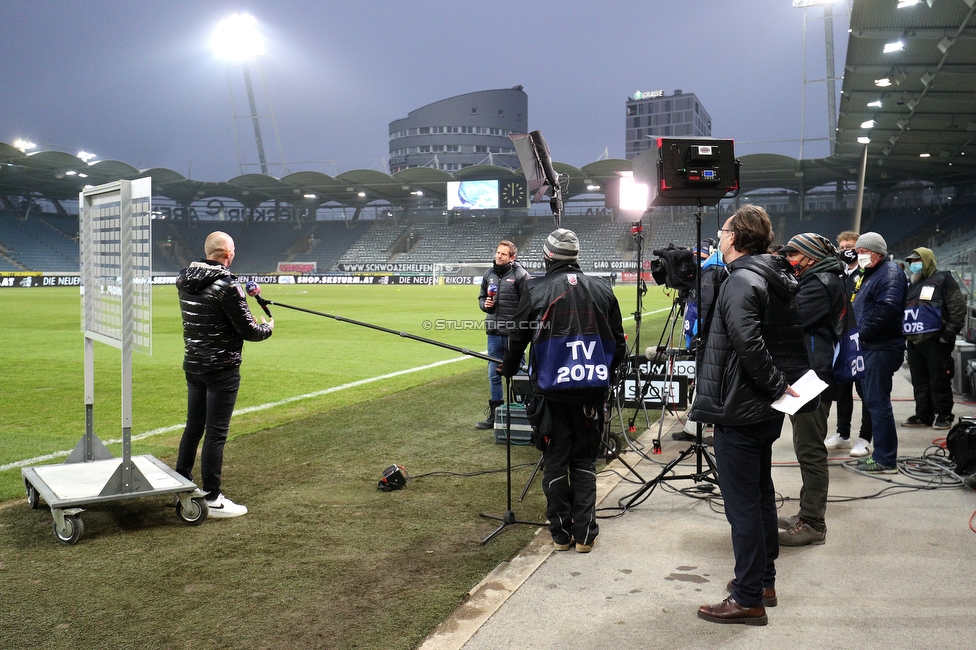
625, 89, 712, 160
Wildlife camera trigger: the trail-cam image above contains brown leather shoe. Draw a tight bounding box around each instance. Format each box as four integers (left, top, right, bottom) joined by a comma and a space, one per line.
698, 596, 767, 626
726, 580, 777, 607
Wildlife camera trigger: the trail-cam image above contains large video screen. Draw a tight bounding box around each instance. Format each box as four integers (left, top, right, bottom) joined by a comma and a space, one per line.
446, 180, 499, 210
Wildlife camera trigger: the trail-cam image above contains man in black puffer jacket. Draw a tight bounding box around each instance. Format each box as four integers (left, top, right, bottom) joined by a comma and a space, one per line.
175, 231, 274, 518
476, 240, 530, 429
500, 229, 626, 554
692, 206, 808, 627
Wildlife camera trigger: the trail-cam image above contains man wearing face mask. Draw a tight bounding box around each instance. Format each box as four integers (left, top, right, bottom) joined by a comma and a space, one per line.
901, 247, 966, 430
852, 232, 908, 474
826, 232, 874, 457
776, 233, 846, 546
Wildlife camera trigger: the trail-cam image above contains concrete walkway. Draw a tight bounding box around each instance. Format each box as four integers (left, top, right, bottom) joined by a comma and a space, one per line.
421, 366, 976, 650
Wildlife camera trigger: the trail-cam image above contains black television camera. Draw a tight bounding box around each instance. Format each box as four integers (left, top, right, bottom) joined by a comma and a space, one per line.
650, 243, 697, 293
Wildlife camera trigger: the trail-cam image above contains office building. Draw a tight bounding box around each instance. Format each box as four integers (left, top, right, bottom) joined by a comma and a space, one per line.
625, 89, 712, 160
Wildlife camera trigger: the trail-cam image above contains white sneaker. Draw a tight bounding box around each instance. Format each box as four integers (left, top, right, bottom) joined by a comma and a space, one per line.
205, 493, 248, 518
849, 438, 871, 457
825, 434, 853, 450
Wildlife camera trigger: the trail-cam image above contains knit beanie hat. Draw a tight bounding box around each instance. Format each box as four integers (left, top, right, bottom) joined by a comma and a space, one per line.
780, 233, 835, 261
543, 228, 580, 261
855, 232, 887, 256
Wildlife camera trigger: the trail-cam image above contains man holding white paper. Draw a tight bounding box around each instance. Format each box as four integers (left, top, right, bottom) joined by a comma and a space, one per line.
776, 233, 846, 547
691, 206, 809, 626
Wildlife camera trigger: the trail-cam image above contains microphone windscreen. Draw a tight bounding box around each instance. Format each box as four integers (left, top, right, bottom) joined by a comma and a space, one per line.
245, 281, 260, 297
645, 347, 654, 359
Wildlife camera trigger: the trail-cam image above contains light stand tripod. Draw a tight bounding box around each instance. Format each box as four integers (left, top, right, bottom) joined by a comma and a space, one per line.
621, 199, 719, 509
480, 379, 547, 543
248, 290, 544, 543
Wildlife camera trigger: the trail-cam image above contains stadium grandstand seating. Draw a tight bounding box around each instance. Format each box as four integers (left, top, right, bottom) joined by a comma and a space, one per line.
2, 200, 973, 278
0, 212, 80, 272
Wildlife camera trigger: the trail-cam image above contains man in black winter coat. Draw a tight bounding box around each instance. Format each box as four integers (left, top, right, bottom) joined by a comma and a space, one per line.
776, 233, 846, 547
175, 231, 274, 518
500, 229, 626, 554
902, 247, 967, 430
691, 205, 808, 627
476, 240, 530, 429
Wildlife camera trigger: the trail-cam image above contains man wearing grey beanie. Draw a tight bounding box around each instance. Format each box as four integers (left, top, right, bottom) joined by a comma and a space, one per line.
499, 228, 627, 554
852, 232, 907, 473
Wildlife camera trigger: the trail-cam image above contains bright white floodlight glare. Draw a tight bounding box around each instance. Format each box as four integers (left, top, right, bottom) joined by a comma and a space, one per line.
13, 139, 37, 152
211, 14, 265, 61
857, 137, 871, 144
883, 41, 905, 54
897, 0, 922, 8
874, 78, 892, 87
77, 150, 97, 163
618, 171, 649, 212
867, 100, 883, 108
860, 120, 876, 129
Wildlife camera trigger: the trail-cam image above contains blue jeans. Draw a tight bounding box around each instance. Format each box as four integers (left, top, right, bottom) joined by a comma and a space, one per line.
861, 348, 904, 467
487, 334, 507, 402
714, 415, 784, 608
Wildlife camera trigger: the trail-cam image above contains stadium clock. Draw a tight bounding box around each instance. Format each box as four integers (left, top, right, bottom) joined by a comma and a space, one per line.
499, 179, 527, 208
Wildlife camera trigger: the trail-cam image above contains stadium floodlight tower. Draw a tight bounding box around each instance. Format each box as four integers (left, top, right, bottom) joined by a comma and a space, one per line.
793, 0, 846, 158
212, 13, 271, 175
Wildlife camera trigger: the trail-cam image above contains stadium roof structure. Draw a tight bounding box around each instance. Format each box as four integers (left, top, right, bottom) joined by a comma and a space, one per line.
1, 0, 972, 212
831, 0, 976, 188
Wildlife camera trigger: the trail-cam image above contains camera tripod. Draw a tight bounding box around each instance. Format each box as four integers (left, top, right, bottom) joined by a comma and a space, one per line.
621, 199, 719, 510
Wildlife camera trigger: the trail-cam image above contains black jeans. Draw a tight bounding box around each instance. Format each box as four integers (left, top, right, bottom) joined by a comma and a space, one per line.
830, 380, 873, 441
542, 401, 602, 546
906, 338, 955, 422
714, 415, 784, 608
176, 366, 241, 498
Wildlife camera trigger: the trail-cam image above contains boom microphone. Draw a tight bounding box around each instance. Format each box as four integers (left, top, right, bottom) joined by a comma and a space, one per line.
245, 281, 273, 318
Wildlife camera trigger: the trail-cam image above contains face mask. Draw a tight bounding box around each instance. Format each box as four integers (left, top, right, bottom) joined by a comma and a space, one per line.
909, 261, 923, 275
786, 257, 802, 275
716, 236, 730, 265
857, 253, 873, 270
840, 249, 857, 265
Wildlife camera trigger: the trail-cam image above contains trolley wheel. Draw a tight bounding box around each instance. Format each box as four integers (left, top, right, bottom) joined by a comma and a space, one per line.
176, 497, 209, 526
606, 432, 625, 459
53, 515, 84, 545
25, 482, 42, 510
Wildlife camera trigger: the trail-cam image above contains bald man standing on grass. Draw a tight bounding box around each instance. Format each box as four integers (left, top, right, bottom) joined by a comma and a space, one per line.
175, 231, 274, 518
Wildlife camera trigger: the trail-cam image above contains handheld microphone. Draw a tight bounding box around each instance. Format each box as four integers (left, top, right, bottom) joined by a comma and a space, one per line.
245, 281, 273, 319
487, 283, 498, 299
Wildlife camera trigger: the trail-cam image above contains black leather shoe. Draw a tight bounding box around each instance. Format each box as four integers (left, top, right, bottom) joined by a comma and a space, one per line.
698, 596, 767, 626
726, 580, 777, 607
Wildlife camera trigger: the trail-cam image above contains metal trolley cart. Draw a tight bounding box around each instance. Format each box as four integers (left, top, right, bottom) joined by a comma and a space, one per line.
22, 178, 208, 544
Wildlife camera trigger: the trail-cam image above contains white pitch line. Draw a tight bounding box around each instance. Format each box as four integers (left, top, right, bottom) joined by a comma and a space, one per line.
623, 307, 672, 322
2, 307, 668, 473
0, 354, 475, 473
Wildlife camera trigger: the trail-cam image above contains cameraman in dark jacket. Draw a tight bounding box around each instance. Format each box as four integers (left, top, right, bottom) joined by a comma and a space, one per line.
476, 240, 530, 429
692, 206, 807, 627
852, 232, 907, 473
902, 247, 966, 430
500, 229, 626, 554
776, 233, 846, 547
175, 231, 273, 518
